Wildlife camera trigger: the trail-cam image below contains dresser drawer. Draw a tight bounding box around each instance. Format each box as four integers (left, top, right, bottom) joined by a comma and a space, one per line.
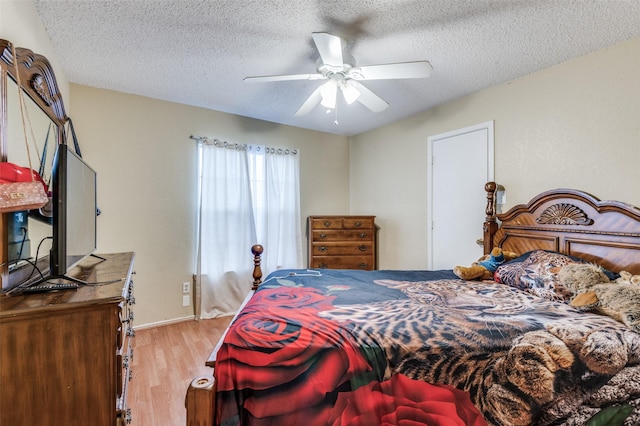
342, 217, 374, 229
311, 255, 375, 270
309, 217, 375, 230
309, 218, 343, 229
311, 230, 374, 242
311, 242, 373, 256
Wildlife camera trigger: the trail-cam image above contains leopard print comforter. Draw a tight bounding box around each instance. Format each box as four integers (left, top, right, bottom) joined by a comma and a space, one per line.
321, 278, 640, 425
214, 269, 640, 426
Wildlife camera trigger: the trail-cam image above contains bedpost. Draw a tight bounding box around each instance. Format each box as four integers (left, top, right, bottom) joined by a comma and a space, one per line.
251, 244, 263, 290
185, 376, 215, 426
483, 182, 498, 255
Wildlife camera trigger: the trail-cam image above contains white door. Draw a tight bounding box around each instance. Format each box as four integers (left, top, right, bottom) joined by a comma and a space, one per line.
427, 121, 494, 269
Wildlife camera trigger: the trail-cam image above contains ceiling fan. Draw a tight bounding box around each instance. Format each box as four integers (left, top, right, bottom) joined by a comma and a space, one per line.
244, 32, 432, 116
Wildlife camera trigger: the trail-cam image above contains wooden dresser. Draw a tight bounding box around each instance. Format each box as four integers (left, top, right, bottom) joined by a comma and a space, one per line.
0, 252, 136, 426
308, 216, 377, 270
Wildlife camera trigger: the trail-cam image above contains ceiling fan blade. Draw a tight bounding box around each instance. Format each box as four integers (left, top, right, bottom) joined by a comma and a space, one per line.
352, 61, 432, 80
312, 32, 344, 67
244, 73, 325, 83
294, 84, 325, 116
350, 80, 389, 113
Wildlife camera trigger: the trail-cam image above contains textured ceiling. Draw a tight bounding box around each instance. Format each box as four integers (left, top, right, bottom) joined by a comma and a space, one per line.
34, 0, 640, 137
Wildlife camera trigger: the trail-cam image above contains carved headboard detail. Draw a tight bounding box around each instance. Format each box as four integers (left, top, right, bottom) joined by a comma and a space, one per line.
536, 203, 593, 226
484, 184, 640, 274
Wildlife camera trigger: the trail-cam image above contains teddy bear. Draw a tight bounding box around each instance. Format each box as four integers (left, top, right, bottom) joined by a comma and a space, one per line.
453, 247, 519, 280
570, 282, 640, 333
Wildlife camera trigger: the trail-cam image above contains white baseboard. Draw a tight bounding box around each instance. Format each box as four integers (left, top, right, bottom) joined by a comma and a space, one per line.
134, 315, 195, 330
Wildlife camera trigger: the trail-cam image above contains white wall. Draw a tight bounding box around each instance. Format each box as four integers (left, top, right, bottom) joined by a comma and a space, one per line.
350, 37, 640, 270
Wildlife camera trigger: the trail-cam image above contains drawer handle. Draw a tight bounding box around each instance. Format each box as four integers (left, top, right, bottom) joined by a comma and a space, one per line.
359, 263, 368, 269
318, 263, 328, 268
359, 245, 367, 252
323, 221, 331, 227
320, 233, 327, 239
319, 246, 327, 252
123, 311, 134, 324
355, 221, 362, 227
359, 233, 367, 238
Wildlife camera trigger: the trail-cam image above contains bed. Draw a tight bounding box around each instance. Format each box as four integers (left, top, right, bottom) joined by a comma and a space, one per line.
185, 182, 640, 426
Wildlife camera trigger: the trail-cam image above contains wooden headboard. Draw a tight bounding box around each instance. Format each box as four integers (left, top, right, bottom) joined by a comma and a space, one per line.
483, 182, 640, 274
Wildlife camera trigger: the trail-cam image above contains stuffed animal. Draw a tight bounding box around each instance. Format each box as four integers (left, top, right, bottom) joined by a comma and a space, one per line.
615, 270, 640, 285
570, 283, 640, 333
453, 247, 518, 280
556, 263, 611, 295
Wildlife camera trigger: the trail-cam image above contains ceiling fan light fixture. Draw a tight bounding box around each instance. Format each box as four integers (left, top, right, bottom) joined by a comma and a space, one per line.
320, 79, 338, 109
340, 81, 360, 104
246, 32, 431, 117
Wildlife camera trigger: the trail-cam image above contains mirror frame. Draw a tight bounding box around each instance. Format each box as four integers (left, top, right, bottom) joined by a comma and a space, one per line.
0, 39, 68, 288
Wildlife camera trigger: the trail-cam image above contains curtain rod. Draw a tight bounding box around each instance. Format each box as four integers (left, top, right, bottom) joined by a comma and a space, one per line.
189, 135, 298, 155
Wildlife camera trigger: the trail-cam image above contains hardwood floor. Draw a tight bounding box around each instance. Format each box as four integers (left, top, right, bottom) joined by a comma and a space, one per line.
128, 317, 232, 426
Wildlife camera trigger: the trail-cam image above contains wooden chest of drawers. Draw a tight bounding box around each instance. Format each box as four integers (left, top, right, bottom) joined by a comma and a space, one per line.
308, 216, 377, 270
0, 252, 135, 426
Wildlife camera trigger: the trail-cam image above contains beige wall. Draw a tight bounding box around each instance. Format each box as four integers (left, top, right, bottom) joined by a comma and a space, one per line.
350, 37, 640, 270
69, 85, 349, 326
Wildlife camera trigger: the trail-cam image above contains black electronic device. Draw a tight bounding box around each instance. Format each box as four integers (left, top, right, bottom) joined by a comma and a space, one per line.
49, 144, 98, 284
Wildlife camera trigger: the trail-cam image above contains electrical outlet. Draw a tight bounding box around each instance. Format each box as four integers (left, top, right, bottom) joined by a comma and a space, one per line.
182, 281, 190, 294
182, 294, 190, 307
497, 190, 507, 205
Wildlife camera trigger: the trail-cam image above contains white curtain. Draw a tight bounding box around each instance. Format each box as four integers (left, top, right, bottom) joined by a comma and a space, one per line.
248, 145, 303, 273
195, 142, 257, 319
195, 141, 303, 319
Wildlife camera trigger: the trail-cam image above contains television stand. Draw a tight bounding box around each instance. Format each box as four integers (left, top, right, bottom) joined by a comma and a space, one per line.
1, 252, 136, 426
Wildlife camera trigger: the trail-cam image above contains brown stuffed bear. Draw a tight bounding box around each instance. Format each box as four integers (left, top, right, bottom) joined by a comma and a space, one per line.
453, 247, 519, 280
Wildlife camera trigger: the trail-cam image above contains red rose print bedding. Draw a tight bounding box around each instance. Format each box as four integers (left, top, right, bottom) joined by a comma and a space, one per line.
213, 269, 640, 426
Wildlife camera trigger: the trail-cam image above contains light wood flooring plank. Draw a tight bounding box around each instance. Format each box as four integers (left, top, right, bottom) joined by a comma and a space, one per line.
128, 317, 232, 426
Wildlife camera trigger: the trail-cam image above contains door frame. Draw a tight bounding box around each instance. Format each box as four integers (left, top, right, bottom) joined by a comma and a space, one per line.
426, 121, 494, 269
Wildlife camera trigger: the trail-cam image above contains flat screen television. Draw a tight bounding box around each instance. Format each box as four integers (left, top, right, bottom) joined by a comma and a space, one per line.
4, 143, 98, 292
49, 143, 98, 282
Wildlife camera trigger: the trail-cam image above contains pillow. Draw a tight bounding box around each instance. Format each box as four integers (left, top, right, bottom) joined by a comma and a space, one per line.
494, 250, 588, 302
